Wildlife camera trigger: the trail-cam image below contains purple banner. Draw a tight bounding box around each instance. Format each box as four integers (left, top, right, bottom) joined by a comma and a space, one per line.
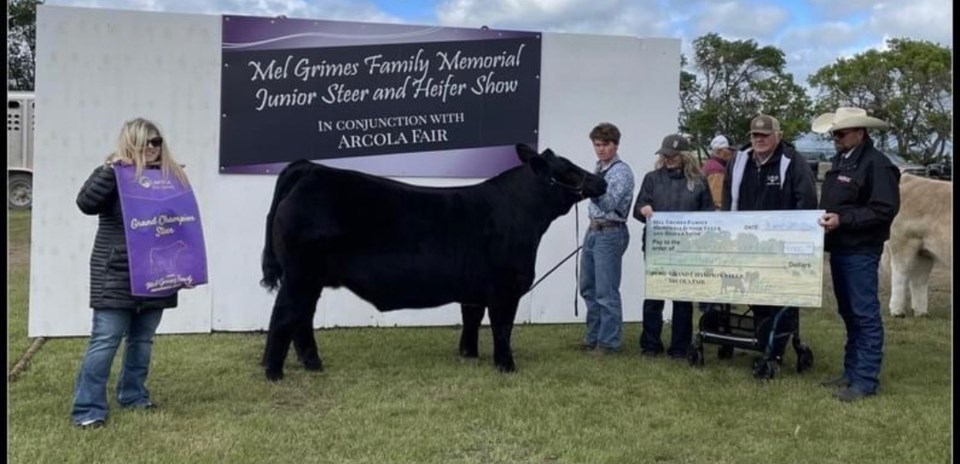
114, 165, 208, 297
220, 15, 541, 177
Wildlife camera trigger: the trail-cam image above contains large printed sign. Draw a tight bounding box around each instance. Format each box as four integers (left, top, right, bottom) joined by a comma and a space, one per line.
115, 165, 208, 297
220, 16, 542, 177
644, 211, 825, 307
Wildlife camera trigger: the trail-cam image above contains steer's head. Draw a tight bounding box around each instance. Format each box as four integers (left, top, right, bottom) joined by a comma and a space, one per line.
516, 144, 607, 199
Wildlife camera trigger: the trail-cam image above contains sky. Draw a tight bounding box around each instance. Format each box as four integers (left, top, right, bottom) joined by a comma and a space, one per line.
45, 0, 952, 88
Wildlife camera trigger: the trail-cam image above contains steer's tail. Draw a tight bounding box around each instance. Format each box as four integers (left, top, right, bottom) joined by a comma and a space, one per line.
261, 160, 314, 291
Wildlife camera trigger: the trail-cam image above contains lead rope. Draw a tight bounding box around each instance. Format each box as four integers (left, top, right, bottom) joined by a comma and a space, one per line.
524, 203, 583, 312
574, 203, 580, 317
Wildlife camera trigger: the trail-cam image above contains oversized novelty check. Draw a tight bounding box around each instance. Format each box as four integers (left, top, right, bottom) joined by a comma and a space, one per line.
644, 210, 825, 307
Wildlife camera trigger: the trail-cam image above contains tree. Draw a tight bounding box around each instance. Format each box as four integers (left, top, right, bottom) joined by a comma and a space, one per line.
8, 0, 44, 91
808, 38, 952, 164
679, 33, 812, 157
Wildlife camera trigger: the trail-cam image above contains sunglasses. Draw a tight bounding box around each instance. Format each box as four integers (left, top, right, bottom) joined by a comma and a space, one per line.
147, 137, 163, 148
750, 132, 772, 139
831, 129, 854, 139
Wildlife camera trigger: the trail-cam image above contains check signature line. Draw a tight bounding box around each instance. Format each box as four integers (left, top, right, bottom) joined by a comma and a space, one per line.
651, 250, 802, 255
648, 264, 793, 268
725, 292, 818, 296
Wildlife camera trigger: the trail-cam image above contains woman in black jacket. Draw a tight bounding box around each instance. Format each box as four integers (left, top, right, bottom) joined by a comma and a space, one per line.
71, 118, 191, 429
633, 134, 714, 358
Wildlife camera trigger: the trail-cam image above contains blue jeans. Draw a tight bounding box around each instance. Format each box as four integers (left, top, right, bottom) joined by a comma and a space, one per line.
640, 300, 693, 356
71, 308, 164, 424
830, 252, 883, 394
579, 226, 629, 350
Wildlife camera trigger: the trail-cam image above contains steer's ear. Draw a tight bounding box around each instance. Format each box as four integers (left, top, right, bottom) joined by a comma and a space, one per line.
516, 143, 539, 164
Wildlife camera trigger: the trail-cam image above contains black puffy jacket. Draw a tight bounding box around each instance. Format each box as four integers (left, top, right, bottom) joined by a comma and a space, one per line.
633, 167, 714, 221
77, 165, 179, 311
633, 167, 714, 253
819, 138, 901, 254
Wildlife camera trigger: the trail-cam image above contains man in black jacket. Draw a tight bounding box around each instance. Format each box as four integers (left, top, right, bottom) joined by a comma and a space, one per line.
813, 107, 900, 402
722, 114, 818, 365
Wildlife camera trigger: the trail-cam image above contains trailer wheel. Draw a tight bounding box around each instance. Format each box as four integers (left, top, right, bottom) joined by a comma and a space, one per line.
8, 172, 32, 210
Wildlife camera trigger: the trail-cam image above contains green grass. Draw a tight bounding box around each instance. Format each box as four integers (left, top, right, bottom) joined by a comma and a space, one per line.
7, 211, 952, 464
8, 209, 32, 370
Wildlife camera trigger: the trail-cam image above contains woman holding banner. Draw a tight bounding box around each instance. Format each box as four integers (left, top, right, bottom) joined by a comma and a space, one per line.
71, 118, 202, 429
633, 134, 714, 359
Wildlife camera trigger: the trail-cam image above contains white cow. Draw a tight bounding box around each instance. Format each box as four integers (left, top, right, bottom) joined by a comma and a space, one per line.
886, 174, 953, 317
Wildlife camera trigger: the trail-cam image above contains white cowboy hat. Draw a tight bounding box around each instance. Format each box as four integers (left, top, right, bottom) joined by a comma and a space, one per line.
811, 107, 889, 134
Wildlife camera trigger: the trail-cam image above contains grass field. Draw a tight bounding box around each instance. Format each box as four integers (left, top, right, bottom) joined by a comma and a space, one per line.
7, 210, 953, 463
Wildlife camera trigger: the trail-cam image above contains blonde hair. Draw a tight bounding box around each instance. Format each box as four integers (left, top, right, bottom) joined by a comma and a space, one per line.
655, 151, 704, 191
105, 118, 189, 185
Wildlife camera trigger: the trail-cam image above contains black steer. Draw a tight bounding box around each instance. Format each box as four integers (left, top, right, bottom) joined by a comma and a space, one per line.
259, 144, 606, 380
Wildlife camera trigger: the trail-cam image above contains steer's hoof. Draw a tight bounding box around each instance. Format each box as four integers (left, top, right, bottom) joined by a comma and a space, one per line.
459, 349, 479, 359
891, 312, 906, 318
302, 359, 324, 372
495, 362, 517, 373
265, 369, 284, 381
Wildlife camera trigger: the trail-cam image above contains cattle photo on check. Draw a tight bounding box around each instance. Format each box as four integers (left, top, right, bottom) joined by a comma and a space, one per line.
719, 274, 746, 295
259, 144, 607, 380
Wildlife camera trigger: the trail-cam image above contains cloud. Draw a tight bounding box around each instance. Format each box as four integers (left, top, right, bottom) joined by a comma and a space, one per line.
45, 0, 950, 99
777, 21, 868, 84
806, 0, 886, 19
868, 0, 952, 46
691, 1, 789, 40
803, 0, 951, 46
436, 0, 669, 36
776, 0, 952, 87
46, 0, 400, 23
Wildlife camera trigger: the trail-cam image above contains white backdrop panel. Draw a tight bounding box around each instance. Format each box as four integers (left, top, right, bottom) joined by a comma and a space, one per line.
30, 5, 681, 336
30, 6, 220, 336
529, 34, 681, 325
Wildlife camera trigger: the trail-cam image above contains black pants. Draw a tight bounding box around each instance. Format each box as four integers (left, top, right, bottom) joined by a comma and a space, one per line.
641, 300, 694, 356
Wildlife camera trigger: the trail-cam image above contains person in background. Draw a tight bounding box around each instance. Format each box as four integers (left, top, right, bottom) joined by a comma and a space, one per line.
702, 134, 736, 210
578, 122, 635, 355
634, 134, 714, 359
722, 114, 818, 365
699, 134, 737, 315
813, 107, 900, 402
71, 118, 192, 429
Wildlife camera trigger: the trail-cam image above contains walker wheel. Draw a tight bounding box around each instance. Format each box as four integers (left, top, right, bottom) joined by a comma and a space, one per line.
752, 358, 778, 380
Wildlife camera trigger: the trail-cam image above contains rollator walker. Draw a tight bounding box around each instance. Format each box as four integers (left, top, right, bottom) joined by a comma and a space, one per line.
688, 303, 814, 379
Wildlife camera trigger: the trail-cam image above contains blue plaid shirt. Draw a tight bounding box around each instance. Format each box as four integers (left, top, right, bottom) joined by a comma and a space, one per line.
588, 156, 634, 222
